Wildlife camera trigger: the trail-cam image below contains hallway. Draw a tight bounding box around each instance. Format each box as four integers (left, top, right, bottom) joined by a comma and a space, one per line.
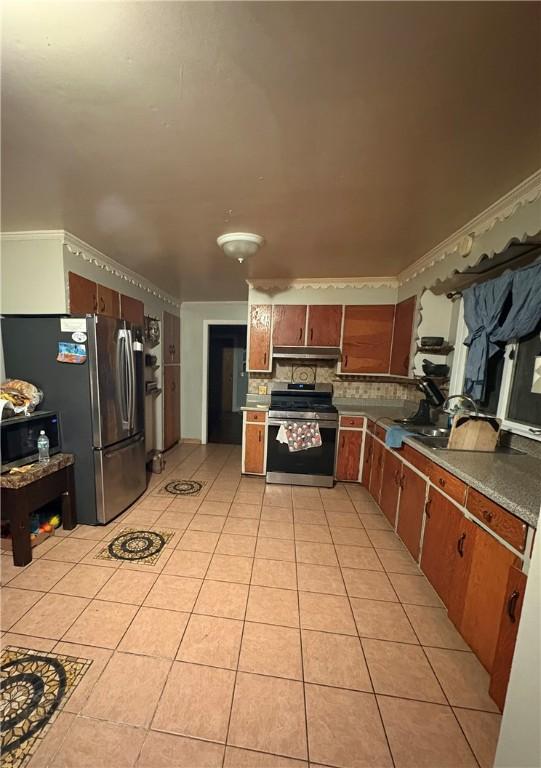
1, 443, 501, 768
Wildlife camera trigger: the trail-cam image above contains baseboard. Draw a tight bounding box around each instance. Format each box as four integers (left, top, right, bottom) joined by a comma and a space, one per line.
181, 438, 202, 445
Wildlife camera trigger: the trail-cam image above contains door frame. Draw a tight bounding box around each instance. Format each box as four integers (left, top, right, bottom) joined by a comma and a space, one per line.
201, 319, 247, 445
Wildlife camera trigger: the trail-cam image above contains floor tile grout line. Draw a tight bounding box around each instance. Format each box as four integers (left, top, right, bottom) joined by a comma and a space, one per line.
294, 535, 311, 765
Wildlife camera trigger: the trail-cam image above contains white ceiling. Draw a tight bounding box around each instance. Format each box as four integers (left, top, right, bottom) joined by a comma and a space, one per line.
2, 1, 540, 301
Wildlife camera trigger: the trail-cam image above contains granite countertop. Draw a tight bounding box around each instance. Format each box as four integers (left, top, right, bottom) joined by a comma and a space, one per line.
334, 399, 540, 528
0, 453, 74, 489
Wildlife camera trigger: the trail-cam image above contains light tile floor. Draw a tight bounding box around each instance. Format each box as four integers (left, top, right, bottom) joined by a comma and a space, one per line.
1, 442, 501, 768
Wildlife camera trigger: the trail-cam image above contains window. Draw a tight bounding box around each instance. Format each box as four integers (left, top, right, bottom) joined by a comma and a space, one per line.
452, 300, 541, 439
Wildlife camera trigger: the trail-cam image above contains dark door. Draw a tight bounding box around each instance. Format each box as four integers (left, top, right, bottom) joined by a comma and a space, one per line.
207, 325, 247, 444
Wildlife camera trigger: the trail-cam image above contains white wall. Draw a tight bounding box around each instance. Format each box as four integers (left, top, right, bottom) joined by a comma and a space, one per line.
181, 302, 248, 441
494, 536, 541, 768
1, 236, 67, 313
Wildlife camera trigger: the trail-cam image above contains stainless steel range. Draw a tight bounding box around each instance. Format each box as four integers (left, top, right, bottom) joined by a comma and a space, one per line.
266, 382, 338, 488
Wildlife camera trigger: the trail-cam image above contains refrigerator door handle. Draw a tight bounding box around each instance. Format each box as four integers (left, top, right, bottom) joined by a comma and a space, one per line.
117, 330, 130, 430
126, 329, 136, 432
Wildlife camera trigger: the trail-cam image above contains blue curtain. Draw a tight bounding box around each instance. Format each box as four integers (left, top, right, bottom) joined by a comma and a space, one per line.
462, 274, 513, 401
462, 260, 541, 401
492, 261, 541, 343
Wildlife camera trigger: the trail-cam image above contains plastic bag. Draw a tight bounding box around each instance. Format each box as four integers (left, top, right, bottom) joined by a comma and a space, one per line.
0, 379, 43, 416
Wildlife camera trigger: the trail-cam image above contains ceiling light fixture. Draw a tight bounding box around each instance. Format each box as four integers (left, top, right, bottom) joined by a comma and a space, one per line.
217, 232, 264, 264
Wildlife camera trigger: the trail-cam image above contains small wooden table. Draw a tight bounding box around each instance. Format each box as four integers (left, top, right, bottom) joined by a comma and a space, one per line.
0, 453, 77, 566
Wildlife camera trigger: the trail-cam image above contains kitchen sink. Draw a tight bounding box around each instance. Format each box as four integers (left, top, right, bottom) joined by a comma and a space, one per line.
411, 433, 524, 455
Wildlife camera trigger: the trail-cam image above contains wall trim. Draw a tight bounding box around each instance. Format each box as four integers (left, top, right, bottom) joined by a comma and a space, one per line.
1, 229, 181, 308
246, 277, 399, 291
398, 168, 541, 286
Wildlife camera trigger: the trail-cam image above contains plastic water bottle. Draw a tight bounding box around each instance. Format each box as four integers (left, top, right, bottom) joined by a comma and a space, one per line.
37, 430, 50, 463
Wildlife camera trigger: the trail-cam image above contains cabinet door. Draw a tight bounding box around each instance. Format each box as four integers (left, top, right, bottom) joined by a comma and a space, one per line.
489, 566, 527, 710
272, 305, 307, 346
379, 450, 401, 526
163, 311, 180, 364
336, 430, 362, 481
248, 305, 272, 371
369, 439, 384, 503
68, 272, 97, 315
421, 488, 464, 605
120, 294, 144, 326
459, 526, 516, 672
361, 432, 373, 487
307, 305, 342, 347
244, 422, 265, 474
446, 515, 478, 630
342, 305, 395, 373
97, 284, 120, 318
390, 296, 416, 376
396, 464, 426, 560
163, 365, 180, 449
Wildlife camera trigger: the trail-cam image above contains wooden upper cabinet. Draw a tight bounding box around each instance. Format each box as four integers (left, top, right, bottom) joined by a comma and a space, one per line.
341, 305, 395, 373
459, 525, 516, 672
390, 296, 416, 376
248, 304, 272, 371
163, 365, 180, 449
489, 566, 527, 710
307, 305, 343, 347
396, 464, 426, 560
244, 422, 265, 474
163, 311, 180, 364
336, 429, 362, 481
120, 294, 144, 326
96, 284, 120, 318
68, 272, 97, 315
379, 449, 402, 526
272, 305, 307, 346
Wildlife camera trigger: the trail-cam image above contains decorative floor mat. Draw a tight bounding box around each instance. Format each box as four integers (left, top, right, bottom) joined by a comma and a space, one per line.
156, 479, 207, 497
94, 528, 175, 565
1, 646, 91, 768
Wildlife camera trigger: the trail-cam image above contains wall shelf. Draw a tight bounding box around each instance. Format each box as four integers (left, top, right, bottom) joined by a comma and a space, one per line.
417, 345, 454, 355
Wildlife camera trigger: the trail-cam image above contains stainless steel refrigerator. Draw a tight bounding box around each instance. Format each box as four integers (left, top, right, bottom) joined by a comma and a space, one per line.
1, 314, 146, 524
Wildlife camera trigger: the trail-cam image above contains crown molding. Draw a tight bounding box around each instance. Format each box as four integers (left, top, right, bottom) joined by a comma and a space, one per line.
398, 169, 541, 286
246, 277, 399, 291
1, 229, 181, 307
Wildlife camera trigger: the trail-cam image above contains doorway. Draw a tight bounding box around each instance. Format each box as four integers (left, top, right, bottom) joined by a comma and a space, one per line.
206, 324, 248, 444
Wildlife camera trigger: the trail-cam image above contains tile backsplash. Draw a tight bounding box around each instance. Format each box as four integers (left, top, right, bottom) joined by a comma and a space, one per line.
248, 362, 421, 402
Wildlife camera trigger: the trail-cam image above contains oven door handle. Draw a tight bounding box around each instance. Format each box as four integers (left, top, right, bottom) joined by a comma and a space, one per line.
267, 419, 338, 428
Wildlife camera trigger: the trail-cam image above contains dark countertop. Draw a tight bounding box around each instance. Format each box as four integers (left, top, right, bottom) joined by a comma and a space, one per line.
0, 453, 74, 489
334, 399, 540, 528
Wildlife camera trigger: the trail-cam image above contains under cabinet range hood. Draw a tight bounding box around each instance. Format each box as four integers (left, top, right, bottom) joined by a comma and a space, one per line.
272, 346, 341, 361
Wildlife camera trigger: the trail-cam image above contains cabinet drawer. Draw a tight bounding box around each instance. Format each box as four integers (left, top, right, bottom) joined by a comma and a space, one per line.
400, 444, 429, 475
467, 488, 527, 552
246, 410, 267, 423
339, 416, 364, 429
429, 464, 467, 505
375, 424, 386, 441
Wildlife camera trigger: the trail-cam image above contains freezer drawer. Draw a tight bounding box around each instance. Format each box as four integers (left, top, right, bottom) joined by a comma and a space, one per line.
94, 433, 146, 523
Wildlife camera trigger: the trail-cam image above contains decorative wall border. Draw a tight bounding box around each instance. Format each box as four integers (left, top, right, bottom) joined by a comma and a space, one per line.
246, 276, 399, 291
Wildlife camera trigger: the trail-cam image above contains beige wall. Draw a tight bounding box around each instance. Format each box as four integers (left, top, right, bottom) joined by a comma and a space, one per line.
249, 283, 398, 306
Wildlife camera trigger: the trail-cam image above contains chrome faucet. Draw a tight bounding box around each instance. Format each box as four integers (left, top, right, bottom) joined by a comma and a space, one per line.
443, 394, 479, 418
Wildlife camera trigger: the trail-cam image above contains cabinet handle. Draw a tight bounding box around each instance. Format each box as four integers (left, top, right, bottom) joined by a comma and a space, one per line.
310, 327, 313, 342
399, 474, 405, 489
425, 497, 432, 518
344, 354, 348, 368
171, 381, 175, 391
93, 297, 98, 312
507, 589, 520, 623
438, 477, 446, 488
100, 297, 105, 312
263, 352, 267, 366
258, 429, 262, 443
341, 435, 345, 449
298, 327, 303, 341
457, 533, 466, 557
482, 509, 494, 523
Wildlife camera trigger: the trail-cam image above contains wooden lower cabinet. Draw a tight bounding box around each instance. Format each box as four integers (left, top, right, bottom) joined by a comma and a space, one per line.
361, 433, 373, 487
459, 525, 516, 672
336, 430, 362, 481
244, 422, 265, 474
163, 366, 180, 450
396, 464, 426, 560
369, 439, 384, 503
489, 566, 528, 710
379, 449, 401, 525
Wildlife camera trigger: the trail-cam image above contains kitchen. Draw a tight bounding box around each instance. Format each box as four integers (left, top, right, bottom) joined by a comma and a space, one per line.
1, 2, 541, 768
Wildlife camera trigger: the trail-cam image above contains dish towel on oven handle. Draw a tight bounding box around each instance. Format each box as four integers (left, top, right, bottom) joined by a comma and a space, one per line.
276, 421, 322, 452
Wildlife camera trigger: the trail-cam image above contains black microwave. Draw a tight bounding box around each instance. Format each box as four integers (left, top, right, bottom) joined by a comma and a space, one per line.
1, 410, 61, 472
